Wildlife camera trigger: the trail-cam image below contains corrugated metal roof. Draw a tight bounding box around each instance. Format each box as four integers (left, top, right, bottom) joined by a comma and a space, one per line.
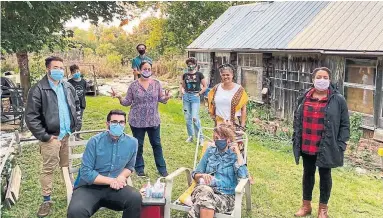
187, 1, 383, 52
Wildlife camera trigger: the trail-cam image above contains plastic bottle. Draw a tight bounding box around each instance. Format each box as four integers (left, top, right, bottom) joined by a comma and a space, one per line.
145, 179, 152, 198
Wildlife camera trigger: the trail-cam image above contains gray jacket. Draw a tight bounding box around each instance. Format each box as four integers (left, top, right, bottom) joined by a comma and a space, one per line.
25, 76, 82, 142
292, 84, 350, 168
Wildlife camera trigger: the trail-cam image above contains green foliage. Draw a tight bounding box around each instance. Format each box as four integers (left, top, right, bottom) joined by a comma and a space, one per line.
350, 113, 363, 149
29, 54, 46, 86
1, 1, 125, 54
164, 1, 232, 51
96, 43, 116, 57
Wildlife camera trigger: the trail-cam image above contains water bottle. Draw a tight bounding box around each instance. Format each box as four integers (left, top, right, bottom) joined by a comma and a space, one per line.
145, 179, 152, 198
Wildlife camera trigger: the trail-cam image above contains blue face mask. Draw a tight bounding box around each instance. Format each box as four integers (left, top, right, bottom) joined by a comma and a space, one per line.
72, 72, 81, 79
50, 69, 64, 81
215, 139, 227, 150
109, 123, 125, 137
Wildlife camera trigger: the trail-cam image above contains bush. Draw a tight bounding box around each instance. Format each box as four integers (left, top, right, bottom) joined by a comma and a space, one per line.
1, 55, 18, 73
349, 112, 363, 150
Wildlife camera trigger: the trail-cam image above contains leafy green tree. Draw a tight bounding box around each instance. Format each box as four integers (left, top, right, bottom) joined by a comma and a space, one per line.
162, 2, 232, 52
1, 1, 127, 97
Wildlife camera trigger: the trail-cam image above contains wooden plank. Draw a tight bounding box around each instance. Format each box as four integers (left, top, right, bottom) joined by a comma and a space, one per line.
62, 167, 74, 206
374, 58, 383, 127
5, 165, 16, 208
69, 140, 89, 147
69, 153, 83, 159
9, 165, 22, 201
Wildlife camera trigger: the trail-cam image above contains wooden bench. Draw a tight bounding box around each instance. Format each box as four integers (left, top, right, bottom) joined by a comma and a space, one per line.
62, 130, 133, 206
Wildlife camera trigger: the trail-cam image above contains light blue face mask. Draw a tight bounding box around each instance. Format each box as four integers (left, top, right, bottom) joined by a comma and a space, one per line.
50, 69, 64, 81
109, 123, 125, 137
215, 139, 228, 150
72, 72, 81, 79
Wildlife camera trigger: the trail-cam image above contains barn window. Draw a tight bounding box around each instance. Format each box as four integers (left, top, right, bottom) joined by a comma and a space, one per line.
238, 53, 263, 102
344, 59, 377, 116
195, 52, 211, 84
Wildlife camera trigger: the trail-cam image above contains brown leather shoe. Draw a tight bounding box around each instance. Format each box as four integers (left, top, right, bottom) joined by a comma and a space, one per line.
37, 201, 53, 217
294, 200, 312, 217
318, 203, 329, 218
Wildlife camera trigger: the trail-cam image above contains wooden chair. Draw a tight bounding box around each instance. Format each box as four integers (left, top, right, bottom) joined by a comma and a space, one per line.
164, 127, 252, 218
62, 130, 133, 206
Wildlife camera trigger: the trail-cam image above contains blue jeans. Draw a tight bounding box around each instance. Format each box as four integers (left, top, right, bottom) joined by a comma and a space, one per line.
183, 92, 202, 139
129, 125, 167, 174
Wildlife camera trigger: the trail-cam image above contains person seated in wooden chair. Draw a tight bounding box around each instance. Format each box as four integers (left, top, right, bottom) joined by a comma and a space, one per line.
188, 123, 248, 218
67, 110, 142, 218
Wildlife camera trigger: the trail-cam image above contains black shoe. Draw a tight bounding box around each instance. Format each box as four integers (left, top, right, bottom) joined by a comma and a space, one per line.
160, 171, 169, 177
137, 171, 146, 177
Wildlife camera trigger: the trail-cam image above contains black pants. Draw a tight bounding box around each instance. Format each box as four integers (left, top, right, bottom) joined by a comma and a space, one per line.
302, 153, 332, 204
67, 185, 142, 218
130, 125, 167, 174
76, 108, 85, 132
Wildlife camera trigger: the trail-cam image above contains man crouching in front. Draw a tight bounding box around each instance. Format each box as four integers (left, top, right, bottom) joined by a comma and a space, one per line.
67, 110, 142, 218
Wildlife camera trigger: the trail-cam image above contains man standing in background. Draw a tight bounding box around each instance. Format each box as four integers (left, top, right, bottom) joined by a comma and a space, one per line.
132, 43, 152, 80
68, 64, 88, 140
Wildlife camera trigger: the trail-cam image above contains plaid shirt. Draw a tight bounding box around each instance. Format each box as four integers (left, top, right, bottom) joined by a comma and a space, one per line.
301, 89, 329, 155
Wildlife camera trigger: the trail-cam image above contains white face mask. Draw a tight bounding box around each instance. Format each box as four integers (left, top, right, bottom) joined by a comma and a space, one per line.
314, 79, 330, 91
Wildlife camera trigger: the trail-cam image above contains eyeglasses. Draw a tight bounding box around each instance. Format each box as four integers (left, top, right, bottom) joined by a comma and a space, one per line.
109, 120, 126, 125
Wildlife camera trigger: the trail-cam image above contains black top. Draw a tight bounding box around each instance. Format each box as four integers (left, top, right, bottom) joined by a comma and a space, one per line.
68, 78, 87, 109
182, 72, 205, 93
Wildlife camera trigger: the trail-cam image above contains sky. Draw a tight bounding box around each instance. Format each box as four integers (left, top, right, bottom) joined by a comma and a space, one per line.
64, 8, 161, 33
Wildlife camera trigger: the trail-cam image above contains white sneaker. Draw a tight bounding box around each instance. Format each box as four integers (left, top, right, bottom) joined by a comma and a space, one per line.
185, 136, 193, 143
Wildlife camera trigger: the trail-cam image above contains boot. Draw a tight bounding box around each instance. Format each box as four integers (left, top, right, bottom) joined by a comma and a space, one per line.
318, 203, 328, 218
294, 200, 312, 217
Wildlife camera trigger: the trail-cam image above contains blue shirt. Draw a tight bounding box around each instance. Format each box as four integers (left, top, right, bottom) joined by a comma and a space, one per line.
131, 55, 152, 70
74, 131, 138, 188
48, 80, 71, 140
192, 146, 248, 195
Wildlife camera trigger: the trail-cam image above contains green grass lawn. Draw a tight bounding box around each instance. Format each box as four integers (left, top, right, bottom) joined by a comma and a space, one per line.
2, 96, 382, 218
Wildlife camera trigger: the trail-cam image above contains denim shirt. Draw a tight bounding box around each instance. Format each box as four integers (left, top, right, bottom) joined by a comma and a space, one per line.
192, 146, 248, 195
74, 131, 138, 188
48, 80, 71, 140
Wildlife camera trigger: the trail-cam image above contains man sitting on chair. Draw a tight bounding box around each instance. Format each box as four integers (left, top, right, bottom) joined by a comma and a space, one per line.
67, 110, 142, 218
189, 123, 248, 218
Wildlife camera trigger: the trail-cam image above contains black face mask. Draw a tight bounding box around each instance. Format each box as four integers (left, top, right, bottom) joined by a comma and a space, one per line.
138, 50, 146, 55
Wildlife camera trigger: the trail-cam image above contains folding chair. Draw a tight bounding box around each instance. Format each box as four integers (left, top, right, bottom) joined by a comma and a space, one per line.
164, 127, 252, 218
62, 130, 133, 207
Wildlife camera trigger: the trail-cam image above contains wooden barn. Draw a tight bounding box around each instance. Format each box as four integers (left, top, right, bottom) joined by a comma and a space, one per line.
187, 1, 383, 135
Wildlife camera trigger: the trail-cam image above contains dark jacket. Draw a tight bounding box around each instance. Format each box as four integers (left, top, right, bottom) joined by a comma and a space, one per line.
292, 84, 350, 168
25, 76, 82, 142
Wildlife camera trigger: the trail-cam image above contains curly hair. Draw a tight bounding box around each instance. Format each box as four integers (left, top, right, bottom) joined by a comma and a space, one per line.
214, 123, 236, 142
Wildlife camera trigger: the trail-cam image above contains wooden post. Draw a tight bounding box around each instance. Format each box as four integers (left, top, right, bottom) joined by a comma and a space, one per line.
374, 57, 383, 128
4, 165, 21, 208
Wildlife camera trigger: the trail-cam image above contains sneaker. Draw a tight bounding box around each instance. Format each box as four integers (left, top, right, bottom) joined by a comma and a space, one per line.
136, 171, 146, 177
160, 171, 169, 177
185, 136, 193, 143
37, 201, 53, 217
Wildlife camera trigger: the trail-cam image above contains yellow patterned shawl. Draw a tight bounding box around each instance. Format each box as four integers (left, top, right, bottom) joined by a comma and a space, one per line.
207, 83, 248, 125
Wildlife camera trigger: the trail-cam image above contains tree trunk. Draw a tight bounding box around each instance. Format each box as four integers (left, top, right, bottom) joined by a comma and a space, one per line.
16, 51, 30, 99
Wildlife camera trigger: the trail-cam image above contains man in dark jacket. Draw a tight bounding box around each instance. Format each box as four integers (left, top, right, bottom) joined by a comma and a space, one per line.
25, 56, 82, 217
292, 67, 350, 218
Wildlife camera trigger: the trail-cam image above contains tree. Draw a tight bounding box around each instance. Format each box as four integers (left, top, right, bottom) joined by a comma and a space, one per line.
163, 2, 232, 52
1, 1, 127, 97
